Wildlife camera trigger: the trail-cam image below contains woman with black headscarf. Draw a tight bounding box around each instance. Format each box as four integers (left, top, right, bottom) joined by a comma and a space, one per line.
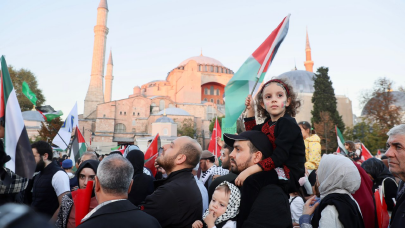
127, 149, 155, 206
361, 158, 398, 211
56, 160, 99, 228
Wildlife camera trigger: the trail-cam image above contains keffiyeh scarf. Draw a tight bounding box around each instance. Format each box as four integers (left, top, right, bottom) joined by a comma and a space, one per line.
200, 165, 229, 184
203, 181, 241, 225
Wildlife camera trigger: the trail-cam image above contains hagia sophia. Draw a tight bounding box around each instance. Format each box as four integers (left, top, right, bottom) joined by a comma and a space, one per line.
28, 0, 401, 153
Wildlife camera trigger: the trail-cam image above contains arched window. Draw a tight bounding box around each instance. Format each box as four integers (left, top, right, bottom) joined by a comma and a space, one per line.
114, 123, 126, 133
103, 114, 106, 118
217, 99, 220, 104
199, 65, 202, 71
210, 86, 214, 95
133, 112, 135, 116
210, 99, 214, 102
204, 88, 208, 95
132, 120, 136, 126
163, 128, 168, 136
204, 98, 207, 101
210, 66, 213, 72
216, 89, 220, 96
132, 128, 136, 132
159, 100, 165, 111
124, 112, 126, 115
204, 65, 207, 72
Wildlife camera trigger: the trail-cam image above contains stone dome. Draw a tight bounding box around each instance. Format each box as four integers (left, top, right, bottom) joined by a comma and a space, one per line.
178, 56, 224, 67
361, 91, 405, 116
22, 111, 45, 122
155, 116, 174, 123
157, 108, 191, 116
276, 70, 315, 93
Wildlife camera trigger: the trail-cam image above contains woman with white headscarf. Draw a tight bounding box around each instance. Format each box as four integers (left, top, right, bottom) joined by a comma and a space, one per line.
299, 154, 364, 228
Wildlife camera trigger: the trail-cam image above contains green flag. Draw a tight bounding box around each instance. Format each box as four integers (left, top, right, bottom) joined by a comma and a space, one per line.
22, 81, 37, 105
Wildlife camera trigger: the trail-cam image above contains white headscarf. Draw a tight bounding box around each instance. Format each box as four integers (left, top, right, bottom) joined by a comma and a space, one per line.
318, 154, 361, 199
203, 181, 241, 225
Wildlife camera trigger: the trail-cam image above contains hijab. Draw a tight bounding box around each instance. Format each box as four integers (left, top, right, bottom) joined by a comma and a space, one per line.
203, 181, 241, 225
361, 157, 394, 189
126, 149, 145, 176
75, 160, 99, 197
126, 149, 155, 205
318, 154, 361, 199
123, 145, 140, 158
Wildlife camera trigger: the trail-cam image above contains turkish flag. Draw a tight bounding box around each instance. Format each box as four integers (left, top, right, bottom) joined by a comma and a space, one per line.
208, 117, 222, 157
144, 134, 160, 176
374, 189, 389, 228
74, 180, 93, 226
361, 144, 373, 161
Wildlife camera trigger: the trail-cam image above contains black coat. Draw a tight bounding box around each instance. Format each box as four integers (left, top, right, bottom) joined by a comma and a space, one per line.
76, 200, 161, 228
141, 168, 202, 228
391, 181, 405, 227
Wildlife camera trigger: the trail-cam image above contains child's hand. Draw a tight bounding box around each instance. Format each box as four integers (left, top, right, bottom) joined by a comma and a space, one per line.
192, 220, 203, 228
203, 211, 217, 228
235, 164, 261, 186
245, 95, 255, 117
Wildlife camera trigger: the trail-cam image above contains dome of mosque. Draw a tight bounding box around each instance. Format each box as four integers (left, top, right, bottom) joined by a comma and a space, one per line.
178, 56, 224, 67
361, 91, 405, 116
157, 108, 191, 116
276, 70, 315, 93
155, 116, 174, 123
22, 111, 45, 122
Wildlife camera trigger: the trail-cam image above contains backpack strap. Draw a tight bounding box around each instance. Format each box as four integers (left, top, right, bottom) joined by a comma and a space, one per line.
289, 196, 298, 205
382, 177, 398, 198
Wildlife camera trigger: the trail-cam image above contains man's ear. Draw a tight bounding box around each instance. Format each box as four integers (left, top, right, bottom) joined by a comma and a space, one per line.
252, 151, 263, 164
43, 153, 49, 161
127, 179, 133, 194
176, 154, 187, 165
95, 176, 101, 193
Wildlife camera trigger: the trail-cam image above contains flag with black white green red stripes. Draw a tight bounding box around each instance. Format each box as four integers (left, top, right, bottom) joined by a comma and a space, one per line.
335, 126, 348, 155
1, 56, 36, 179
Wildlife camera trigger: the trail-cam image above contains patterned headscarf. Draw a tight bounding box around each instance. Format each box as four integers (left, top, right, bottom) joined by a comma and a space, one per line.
203, 181, 241, 225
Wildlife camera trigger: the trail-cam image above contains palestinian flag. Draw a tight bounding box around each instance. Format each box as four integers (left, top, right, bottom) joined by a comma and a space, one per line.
1, 56, 36, 179
69, 128, 87, 163
144, 133, 160, 176
224, 14, 290, 127
335, 126, 348, 155
36, 105, 63, 122
361, 144, 373, 161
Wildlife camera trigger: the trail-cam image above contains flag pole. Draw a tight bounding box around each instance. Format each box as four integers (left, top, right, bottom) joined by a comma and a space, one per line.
247, 14, 291, 102
215, 116, 217, 157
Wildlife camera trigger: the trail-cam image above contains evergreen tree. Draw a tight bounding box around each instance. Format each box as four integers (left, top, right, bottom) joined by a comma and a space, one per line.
8, 66, 45, 111
311, 67, 345, 153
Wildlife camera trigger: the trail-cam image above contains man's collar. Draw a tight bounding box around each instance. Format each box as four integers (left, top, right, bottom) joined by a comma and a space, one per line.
81, 199, 126, 223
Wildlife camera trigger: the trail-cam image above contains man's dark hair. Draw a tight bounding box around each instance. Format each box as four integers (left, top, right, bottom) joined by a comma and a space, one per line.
207, 156, 215, 163
148, 139, 153, 143
247, 141, 259, 154
223, 143, 233, 154
354, 139, 361, 144
181, 141, 202, 168
31, 141, 53, 160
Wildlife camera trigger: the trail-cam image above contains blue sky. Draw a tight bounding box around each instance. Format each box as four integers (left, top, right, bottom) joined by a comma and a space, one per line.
0, 0, 404, 119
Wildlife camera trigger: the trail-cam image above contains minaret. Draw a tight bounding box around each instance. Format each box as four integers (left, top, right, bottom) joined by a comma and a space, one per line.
104, 50, 113, 102
304, 28, 314, 72
84, 0, 109, 118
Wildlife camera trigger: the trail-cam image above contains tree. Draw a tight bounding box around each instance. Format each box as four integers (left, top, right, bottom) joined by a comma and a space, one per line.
361, 77, 403, 133
209, 116, 225, 132
344, 121, 387, 155
37, 117, 63, 144
313, 112, 337, 154
177, 119, 196, 138
8, 66, 45, 111
311, 67, 345, 153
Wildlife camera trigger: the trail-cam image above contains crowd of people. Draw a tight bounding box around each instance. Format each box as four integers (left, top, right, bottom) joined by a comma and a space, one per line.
0, 78, 404, 228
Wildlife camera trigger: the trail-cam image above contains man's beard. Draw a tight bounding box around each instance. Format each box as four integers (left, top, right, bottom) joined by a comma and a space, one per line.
222, 158, 231, 170
35, 157, 46, 172
156, 153, 178, 174
230, 156, 252, 174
